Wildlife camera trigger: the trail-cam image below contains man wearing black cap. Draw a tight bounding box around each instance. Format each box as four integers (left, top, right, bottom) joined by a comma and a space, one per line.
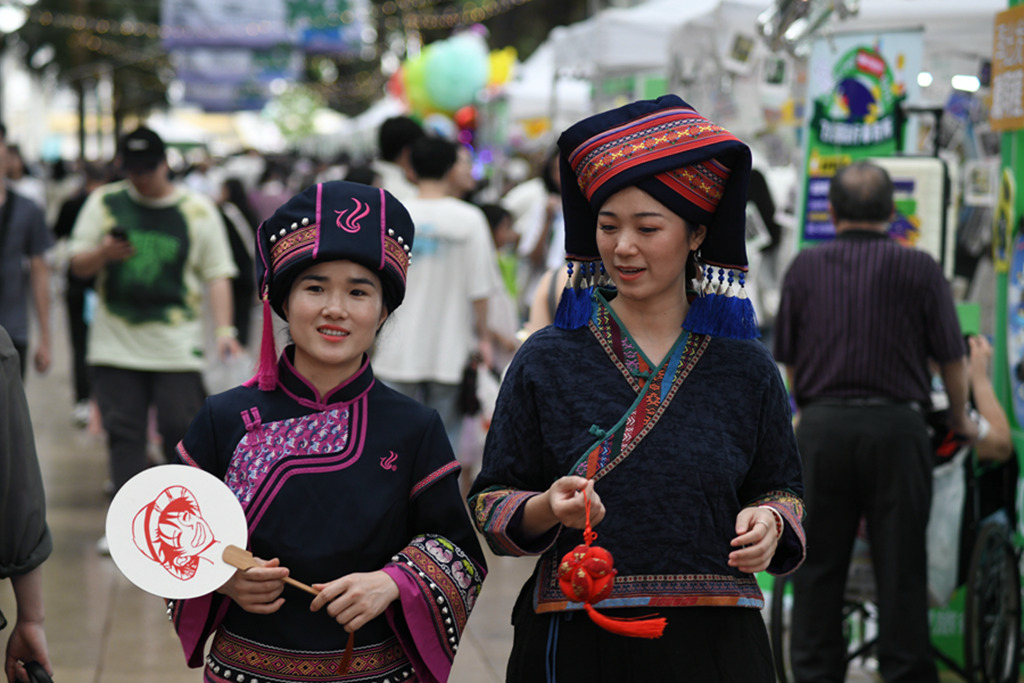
67, 126, 240, 553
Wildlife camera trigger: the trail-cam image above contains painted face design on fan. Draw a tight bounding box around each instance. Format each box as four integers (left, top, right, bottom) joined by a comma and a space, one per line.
132, 486, 218, 581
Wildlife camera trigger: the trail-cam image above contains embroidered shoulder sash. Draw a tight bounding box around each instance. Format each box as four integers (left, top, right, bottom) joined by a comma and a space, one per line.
571, 294, 709, 481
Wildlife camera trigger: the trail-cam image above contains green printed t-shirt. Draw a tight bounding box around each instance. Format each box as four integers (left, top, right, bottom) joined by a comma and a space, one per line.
67, 180, 237, 372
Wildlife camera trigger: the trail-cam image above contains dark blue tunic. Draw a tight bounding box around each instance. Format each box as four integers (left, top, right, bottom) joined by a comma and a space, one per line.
172, 347, 486, 683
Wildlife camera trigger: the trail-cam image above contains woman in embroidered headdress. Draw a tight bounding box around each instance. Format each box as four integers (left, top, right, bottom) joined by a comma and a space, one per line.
169, 181, 487, 683
469, 96, 805, 681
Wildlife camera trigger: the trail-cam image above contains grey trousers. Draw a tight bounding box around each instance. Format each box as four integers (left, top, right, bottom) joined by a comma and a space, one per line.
92, 366, 206, 492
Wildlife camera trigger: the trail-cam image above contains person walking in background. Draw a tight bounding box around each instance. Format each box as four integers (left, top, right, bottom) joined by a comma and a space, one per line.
5, 145, 46, 212
512, 148, 563, 314
372, 136, 498, 450
52, 162, 109, 426
248, 159, 292, 224
0, 325, 53, 683
774, 161, 975, 683
171, 180, 486, 683
217, 177, 259, 347
478, 203, 521, 372
373, 116, 425, 202
0, 124, 53, 380
66, 126, 240, 553
470, 96, 805, 682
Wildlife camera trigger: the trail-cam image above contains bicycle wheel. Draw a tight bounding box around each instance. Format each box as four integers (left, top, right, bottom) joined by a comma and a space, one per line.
770, 573, 792, 683
963, 520, 1021, 683
769, 573, 878, 682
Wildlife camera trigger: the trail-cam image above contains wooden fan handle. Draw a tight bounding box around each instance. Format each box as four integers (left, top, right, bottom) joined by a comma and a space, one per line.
284, 575, 319, 596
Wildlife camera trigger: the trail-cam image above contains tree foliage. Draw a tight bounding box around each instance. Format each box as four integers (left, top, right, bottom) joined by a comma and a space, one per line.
11, 0, 590, 119
14, 0, 170, 124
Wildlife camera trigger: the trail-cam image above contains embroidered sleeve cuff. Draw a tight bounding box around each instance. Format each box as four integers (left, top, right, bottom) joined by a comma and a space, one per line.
760, 501, 806, 576
758, 505, 784, 537
470, 488, 560, 556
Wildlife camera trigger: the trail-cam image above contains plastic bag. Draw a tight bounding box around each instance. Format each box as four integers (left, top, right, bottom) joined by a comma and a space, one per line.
926, 450, 968, 606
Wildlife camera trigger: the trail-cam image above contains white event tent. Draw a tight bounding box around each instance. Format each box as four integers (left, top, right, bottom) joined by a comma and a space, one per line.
547, 0, 1002, 105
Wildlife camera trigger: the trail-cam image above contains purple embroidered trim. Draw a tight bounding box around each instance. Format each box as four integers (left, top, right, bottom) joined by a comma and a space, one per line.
175, 442, 199, 468
378, 187, 386, 271
226, 405, 351, 507
255, 221, 270, 290
410, 460, 460, 500
279, 353, 373, 411
245, 394, 369, 531
240, 407, 261, 432
312, 182, 323, 259
398, 538, 484, 636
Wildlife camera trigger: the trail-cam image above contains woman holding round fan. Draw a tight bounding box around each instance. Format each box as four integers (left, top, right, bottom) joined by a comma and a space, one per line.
170, 181, 486, 683
469, 96, 805, 682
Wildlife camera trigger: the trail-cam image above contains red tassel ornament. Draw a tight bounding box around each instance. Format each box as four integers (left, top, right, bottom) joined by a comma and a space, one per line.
557, 488, 666, 639
245, 287, 279, 391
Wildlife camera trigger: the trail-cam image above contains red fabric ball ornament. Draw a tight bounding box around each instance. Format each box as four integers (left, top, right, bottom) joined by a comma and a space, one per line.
556, 483, 666, 639
558, 542, 666, 639
559, 544, 616, 604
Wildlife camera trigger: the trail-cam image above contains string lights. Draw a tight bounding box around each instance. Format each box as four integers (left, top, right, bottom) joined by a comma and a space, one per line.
29, 0, 536, 42
31, 0, 539, 104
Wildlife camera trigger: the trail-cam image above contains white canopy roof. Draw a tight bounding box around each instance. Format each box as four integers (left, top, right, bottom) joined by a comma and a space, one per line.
551, 0, 1002, 77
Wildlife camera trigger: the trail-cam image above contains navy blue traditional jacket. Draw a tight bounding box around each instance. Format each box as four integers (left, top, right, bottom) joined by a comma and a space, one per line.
470, 292, 804, 615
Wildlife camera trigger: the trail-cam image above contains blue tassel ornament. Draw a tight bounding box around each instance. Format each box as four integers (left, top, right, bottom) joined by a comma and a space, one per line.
554, 260, 598, 330
683, 267, 759, 339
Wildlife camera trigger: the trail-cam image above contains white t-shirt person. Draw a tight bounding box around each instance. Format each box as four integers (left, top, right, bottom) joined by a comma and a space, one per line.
373, 196, 499, 385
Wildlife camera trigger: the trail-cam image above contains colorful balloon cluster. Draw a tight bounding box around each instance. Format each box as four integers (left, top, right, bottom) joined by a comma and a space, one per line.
387, 30, 516, 141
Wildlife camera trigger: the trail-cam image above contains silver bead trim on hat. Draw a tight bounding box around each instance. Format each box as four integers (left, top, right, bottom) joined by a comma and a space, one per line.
269, 217, 315, 244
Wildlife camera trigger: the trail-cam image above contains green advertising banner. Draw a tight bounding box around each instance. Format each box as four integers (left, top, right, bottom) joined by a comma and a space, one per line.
798, 30, 924, 247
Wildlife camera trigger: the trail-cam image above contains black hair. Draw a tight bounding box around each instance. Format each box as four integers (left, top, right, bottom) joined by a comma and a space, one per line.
541, 147, 560, 194
480, 203, 512, 234
343, 164, 381, 187
829, 161, 894, 223
410, 137, 458, 181
223, 177, 261, 229
378, 116, 426, 162
82, 162, 109, 185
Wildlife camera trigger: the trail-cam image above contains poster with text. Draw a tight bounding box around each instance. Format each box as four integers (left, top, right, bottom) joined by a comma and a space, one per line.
799, 30, 923, 246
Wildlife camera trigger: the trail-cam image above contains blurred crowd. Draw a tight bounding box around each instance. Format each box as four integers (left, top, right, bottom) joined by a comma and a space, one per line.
4, 115, 694, 488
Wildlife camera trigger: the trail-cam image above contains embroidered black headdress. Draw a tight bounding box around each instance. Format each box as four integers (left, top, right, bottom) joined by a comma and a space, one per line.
555, 95, 758, 339
250, 181, 415, 390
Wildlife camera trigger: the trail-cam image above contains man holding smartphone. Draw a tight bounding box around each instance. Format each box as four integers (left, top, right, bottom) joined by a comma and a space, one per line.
67, 127, 240, 554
